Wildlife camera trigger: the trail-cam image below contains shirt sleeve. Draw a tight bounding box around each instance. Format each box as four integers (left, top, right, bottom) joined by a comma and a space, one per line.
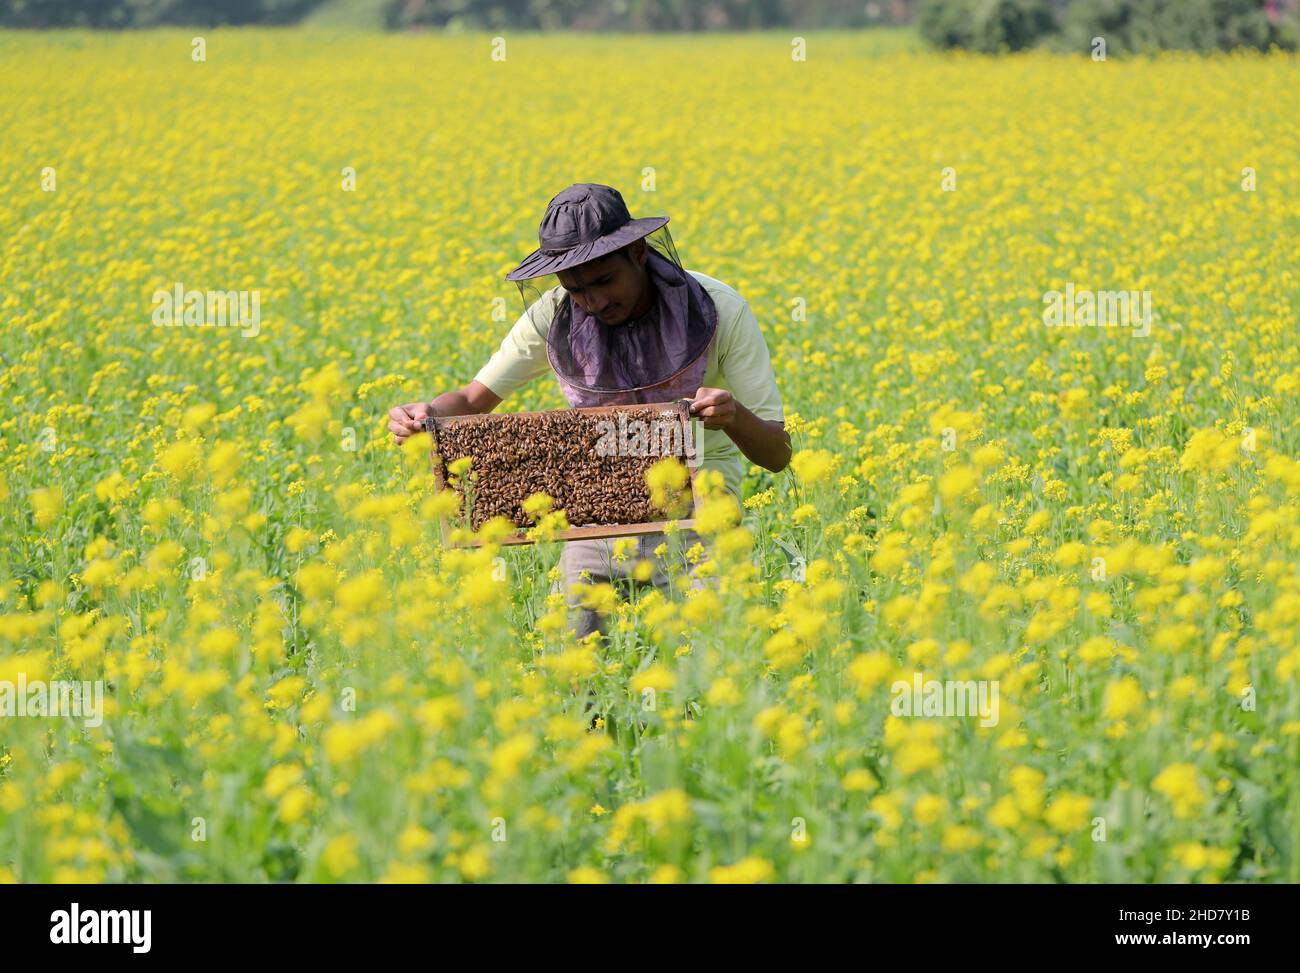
472, 295, 556, 399
718, 299, 784, 423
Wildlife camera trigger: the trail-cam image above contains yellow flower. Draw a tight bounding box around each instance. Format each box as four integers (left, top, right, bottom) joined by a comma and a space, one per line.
989, 796, 1021, 830
847, 651, 892, 693
456, 845, 491, 880
335, 569, 385, 613
870, 792, 903, 831
488, 733, 535, 781
321, 834, 360, 877
938, 464, 978, 504
1078, 635, 1116, 664
30, 487, 64, 528
1044, 793, 1091, 833
1179, 428, 1238, 474
894, 738, 942, 776
1152, 763, 1208, 818
1053, 541, 1088, 568
181, 402, 218, 431
94, 471, 131, 503
604, 789, 691, 852
420, 490, 461, 518
322, 710, 399, 765
277, 785, 315, 824
1172, 842, 1208, 870
843, 768, 879, 792
708, 856, 774, 884
380, 862, 432, 883
942, 825, 982, 852
400, 430, 432, 461
1102, 676, 1143, 721
631, 663, 676, 694
705, 676, 741, 706
295, 562, 338, 599
792, 502, 818, 524
263, 763, 304, 799
158, 439, 201, 480
1024, 510, 1051, 535
693, 495, 740, 535
972, 443, 1003, 468
266, 675, 306, 710
645, 457, 691, 515
522, 492, 553, 517
80, 557, 118, 592
206, 441, 241, 486
913, 794, 947, 825
397, 826, 435, 856
791, 448, 836, 484
197, 626, 240, 661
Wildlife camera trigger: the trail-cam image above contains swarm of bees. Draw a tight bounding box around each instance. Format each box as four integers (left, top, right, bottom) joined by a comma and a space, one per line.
428, 405, 692, 531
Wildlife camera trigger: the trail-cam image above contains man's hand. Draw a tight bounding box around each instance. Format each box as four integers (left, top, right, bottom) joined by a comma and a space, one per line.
689, 386, 791, 474
690, 387, 737, 430
389, 402, 433, 445
388, 382, 504, 446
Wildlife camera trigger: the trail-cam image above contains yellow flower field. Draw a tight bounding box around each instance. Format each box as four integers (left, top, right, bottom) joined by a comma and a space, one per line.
1, 30, 1298, 882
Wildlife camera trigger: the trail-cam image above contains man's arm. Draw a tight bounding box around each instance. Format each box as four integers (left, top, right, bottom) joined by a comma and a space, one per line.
691, 389, 791, 473
390, 295, 555, 445
692, 296, 790, 473
389, 381, 501, 444
432, 381, 502, 417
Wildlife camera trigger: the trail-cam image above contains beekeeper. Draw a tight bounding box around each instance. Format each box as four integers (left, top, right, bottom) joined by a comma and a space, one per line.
390, 182, 789, 638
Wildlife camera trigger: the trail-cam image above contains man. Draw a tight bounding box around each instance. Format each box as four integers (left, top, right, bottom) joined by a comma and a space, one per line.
390, 183, 789, 638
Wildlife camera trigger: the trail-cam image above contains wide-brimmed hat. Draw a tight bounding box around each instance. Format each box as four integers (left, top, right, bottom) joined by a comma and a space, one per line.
505, 183, 669, 281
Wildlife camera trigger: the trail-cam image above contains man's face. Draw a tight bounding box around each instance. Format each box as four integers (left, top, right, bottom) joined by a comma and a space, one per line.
557, 245, 648, 326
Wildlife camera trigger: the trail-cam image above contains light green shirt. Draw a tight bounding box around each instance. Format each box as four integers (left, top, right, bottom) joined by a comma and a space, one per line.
473, 270, 785, 502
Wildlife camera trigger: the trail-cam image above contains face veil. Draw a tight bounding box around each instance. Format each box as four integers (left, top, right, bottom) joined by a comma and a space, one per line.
512, 224, 718, 396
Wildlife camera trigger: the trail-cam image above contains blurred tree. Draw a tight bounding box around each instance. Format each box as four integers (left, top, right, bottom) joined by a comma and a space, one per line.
917, 0, 1055, 50
3, 0, 1292, 43
1, 0, 325, 26
1060, 0, 1296, 52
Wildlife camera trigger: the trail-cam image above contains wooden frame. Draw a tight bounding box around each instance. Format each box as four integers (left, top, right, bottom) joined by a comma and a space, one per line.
425, 401, 703, 548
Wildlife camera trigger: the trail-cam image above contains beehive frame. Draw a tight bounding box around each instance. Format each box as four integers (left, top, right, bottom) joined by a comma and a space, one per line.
425, 401, 703, 548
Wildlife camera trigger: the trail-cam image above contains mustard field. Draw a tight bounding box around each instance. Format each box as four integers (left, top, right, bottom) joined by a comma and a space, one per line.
1, 30, 1299, 882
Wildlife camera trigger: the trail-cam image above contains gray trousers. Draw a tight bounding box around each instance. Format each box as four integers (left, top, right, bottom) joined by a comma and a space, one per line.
553, 529, 709, 640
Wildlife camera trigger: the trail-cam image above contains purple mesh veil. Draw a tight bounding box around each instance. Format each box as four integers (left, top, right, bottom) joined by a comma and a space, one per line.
512, 224, 718, 394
